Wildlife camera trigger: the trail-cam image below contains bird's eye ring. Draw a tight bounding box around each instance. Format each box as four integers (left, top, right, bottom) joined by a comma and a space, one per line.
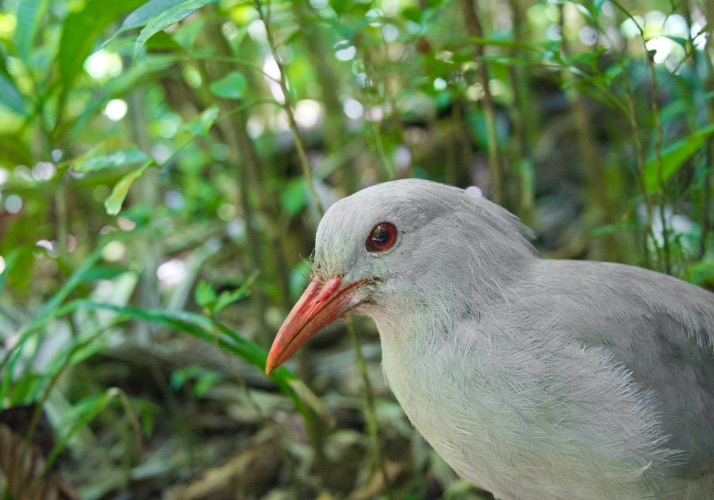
366, 222, 398, 252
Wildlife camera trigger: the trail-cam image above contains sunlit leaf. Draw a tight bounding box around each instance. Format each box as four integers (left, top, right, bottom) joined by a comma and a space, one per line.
0, 73, 26, 115
120, 0, 180, 33
13, 0, 49, 61
209, 71, 247, 100
644, 124, 714, 193
133, 0, 217, 64
58, 0, 144, 90
71, 143, 151, 173
104, 162, 152, 215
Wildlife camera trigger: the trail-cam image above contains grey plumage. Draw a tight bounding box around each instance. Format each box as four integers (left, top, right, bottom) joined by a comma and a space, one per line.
301, 179, 714, 498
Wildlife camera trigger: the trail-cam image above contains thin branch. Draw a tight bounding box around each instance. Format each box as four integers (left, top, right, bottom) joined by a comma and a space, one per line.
255, 0, 323, 215
462, 0, 504, 205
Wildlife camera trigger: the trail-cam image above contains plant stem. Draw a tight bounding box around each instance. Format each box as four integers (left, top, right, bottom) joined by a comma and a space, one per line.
255, 0, 323, 215
462, 0, 504, 205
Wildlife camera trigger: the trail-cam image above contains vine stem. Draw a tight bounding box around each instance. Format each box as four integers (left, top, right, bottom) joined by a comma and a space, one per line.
254, 0, 323, 216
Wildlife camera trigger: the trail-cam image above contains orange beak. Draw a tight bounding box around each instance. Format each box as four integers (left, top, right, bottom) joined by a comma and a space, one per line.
265, 274, 371, 374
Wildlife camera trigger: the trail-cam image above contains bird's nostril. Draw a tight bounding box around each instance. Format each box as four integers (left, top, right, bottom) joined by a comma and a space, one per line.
316, 276, 341, 302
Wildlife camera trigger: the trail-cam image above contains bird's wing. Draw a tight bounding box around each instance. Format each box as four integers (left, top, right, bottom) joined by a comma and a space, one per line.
524, 260, 714, 478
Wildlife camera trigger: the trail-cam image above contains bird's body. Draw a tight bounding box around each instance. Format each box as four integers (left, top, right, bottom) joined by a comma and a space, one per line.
380, 259, 714, 498
267, 179, 714, 499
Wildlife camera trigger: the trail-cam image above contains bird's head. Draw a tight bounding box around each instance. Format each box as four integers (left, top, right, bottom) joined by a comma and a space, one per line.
265, 179, 536, 373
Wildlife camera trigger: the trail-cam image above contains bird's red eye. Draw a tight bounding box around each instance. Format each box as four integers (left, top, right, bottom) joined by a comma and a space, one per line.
366, 222, 398, 252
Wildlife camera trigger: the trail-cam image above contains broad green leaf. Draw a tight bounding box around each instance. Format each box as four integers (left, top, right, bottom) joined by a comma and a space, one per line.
104, 162, 152, 215
209, 71, 247, 100
102, 0, 190, 48
644, 124, 714, 193
58, 0, 144, 90
280, 177, 308, 215
14, 0, 49, 61
184, 105, 219, 137
133, 0, 216, 64
71, 143, 151, 173
194, 280, 218, 309
119, 0, 180, 33
0, 72, 27, 115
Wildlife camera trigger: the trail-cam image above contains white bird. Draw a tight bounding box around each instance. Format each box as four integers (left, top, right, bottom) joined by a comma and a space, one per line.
266, 179, 714, 499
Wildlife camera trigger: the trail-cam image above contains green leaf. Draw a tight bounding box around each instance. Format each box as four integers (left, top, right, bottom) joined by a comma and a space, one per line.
71, 142, 151, 173
644, 124, 714, 193
194, 280, 218, 309
213, 270, 258, 314
195, 270, 258, 316
14, 0, 50, 61
280, 178, 308, 215
184, 105, 219, 137
104, 162, 152, 215
0, 72, 27, 115
102, 0, 184, 48
209, 71, 247, 100
133, 0, 217, 64
120, 0, 181, 33
58, 0, 144, 90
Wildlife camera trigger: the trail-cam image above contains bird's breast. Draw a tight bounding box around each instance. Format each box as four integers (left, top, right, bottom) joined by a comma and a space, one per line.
377, 318, 681, 499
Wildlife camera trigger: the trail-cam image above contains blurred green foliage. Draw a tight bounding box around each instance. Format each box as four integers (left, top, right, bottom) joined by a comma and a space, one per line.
0, 0, 712, 497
